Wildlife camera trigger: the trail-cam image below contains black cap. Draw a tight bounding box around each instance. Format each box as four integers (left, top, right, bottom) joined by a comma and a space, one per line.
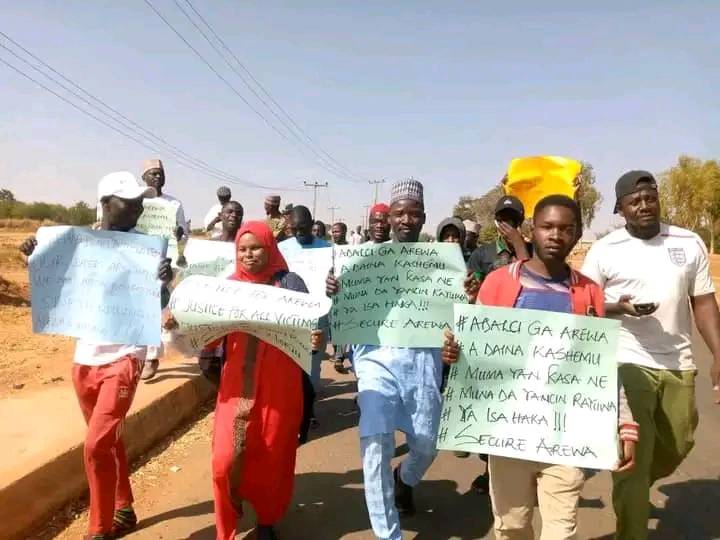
494, 195, 525, 221
613, 170, 657, 213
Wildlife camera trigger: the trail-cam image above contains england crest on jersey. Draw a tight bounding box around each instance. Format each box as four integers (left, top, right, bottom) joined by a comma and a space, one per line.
668, 247, 687, 266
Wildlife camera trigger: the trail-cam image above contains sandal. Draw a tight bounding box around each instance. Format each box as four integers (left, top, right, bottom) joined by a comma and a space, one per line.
471, 472, 490, 494
111, 506, 138, 537
333, 359, 348, 374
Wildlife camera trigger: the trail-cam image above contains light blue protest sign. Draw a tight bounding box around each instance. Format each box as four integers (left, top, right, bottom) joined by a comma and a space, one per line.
29, 226, 167, 346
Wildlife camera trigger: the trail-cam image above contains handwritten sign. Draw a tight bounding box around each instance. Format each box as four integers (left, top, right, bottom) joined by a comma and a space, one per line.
168, 276, 332, 373
29, 226, 167, 345
278, 245, 333, 297
136, 198, 178, 239
331, 243, 466, 347
179, 239, 235, 280
437, 304, 621, 469
136, 198, 180, 262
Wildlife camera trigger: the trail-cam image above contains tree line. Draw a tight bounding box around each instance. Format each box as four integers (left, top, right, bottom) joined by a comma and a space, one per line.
0, 189, 95, 226
659, 156, 720, 253
452, 157, 720, 253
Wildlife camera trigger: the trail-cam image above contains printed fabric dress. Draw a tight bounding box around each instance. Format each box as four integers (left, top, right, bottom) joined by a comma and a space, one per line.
211, 221, 308, 540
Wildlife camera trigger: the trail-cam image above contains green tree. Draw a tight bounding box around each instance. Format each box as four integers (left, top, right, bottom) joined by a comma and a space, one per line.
66, 201, 96, 226
453, 185, 504, 243
575, 162, 603, 229
659, 155, 720, 253
0, 189, 16, 218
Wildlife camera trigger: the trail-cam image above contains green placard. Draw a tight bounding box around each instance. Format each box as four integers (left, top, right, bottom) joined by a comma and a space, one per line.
331, 242, 466, 347
136, 198, 181, 264
437, 304, 621, 470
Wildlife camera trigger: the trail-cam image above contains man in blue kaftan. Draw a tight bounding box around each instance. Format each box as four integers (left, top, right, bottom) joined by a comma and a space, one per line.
328, 179, 445, 540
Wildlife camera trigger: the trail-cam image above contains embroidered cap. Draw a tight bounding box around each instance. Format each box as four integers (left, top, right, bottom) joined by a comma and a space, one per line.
265, 195, 281, 205
141, 159, 164, 176
390, 179, 424, 206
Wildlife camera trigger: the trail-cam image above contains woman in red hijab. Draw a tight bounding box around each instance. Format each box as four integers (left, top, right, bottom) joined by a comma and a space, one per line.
212, 221, 321, 540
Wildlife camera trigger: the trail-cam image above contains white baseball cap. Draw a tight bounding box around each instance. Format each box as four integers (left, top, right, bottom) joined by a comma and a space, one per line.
98, 171, 156, 201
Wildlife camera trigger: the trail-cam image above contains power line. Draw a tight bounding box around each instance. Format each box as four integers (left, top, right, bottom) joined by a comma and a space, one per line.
0, 32, 301, 192
303, 180, 328, 219
174, 0, 366, 184
368, 179, 386, 204
179, 0, 368, 183
143, 0, 362, 183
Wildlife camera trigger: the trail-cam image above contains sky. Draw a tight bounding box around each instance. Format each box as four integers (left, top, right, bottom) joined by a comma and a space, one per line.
1, 1, 719, 235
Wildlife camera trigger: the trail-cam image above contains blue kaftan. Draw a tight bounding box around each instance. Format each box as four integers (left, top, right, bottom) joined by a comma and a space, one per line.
353, 344, 443, 540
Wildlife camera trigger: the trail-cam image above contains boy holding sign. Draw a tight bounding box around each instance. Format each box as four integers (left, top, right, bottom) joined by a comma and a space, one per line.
20, 172, 173, 540
443, 195, 637, 540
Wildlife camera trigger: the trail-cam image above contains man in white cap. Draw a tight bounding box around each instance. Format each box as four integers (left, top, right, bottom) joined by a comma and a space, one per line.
326, 178, 445, 540
203, 186, 232, 240
140, 159, 188, 380
20, 172, 173, 540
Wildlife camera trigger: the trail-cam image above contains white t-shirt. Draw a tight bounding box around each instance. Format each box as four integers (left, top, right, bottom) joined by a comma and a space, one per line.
581, 224, 714, 371
74, 342, 147, 366
203, 203, 223, 240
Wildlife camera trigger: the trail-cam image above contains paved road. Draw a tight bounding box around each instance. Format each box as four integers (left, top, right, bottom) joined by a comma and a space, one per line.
55, 338, 719, 540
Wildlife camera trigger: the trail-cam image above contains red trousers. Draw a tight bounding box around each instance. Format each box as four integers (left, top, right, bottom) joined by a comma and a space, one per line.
72, 356, 140, 534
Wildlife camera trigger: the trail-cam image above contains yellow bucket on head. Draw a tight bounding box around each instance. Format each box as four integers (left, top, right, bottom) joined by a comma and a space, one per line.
504, 156, 582, 216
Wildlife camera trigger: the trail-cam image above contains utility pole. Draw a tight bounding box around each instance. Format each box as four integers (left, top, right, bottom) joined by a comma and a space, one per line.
328, 206, 340, 224
363, 205, 370, 231
368, 179, 386, 204
304, 180, 328, 219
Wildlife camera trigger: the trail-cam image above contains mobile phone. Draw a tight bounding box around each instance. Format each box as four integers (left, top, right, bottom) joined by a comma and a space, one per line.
633, 303, 658, 316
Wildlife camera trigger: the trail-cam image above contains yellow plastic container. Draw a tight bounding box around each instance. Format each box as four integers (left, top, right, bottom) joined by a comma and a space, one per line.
504, 156, 582, 215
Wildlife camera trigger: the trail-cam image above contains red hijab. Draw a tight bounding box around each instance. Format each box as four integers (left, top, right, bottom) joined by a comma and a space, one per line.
231, 221, 288, 284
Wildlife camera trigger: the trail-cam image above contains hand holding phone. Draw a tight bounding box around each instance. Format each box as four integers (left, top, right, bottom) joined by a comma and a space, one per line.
633, 302, 658, 316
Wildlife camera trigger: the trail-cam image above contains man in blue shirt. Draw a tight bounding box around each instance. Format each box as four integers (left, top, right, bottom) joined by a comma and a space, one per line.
279, 205, 332, 251
279, 205, 331, 436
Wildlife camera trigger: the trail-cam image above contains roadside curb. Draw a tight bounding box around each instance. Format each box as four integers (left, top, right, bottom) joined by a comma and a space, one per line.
2, 368, 214, 540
